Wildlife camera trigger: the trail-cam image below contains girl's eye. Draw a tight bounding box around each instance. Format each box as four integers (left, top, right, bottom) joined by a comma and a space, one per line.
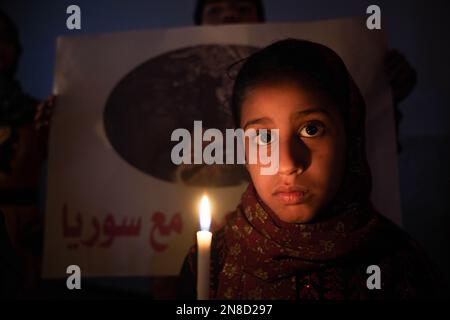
298, 122, 325, 138
255, 130, 274, 145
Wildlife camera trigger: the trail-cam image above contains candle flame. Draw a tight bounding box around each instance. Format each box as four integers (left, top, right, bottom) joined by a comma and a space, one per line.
199, 195, 211, 231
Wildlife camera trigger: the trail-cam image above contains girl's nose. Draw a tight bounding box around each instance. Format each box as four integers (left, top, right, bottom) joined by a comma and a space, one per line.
277, 135, 308, 176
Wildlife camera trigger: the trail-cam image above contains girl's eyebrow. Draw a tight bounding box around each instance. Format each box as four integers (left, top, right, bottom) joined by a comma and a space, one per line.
292, 108, 330, 118
243, 117, 273, 130
243, 108, 329, 129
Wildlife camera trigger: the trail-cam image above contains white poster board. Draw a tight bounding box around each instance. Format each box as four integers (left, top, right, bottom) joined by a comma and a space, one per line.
43, 17, 401, 278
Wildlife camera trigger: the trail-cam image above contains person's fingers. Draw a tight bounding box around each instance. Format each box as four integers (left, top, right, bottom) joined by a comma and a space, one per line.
385, 50, 404, 70
48, 94, 57, 107
391, 73, 417, 103
387, 58, 411, 80
391, 68, 416, 86
35, 107, 47, 122
390, 63, 417, 87
393, 76, 416, 96
385, 49, 402, 61
34, 94, 58, 132
36, 95, 57, 118
394, 65, 417, 83
392, 80, 414, 99
385, 50, 413, 78
35, 110, 50, 129
44, 105, 53, 116
34, 105, 43, 120
48, 96, 56, 107
38, 100, 47, 110
390, 61, 416, 83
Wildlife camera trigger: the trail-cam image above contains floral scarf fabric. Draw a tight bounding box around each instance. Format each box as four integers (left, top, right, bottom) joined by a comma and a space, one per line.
215, 183, 388, 299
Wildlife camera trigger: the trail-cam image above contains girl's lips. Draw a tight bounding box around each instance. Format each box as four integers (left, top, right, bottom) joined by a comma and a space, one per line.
274, 191, 308, 204
272, 186, 309, 205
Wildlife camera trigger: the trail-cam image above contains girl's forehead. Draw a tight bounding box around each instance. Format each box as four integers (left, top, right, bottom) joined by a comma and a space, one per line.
241, 82, 338, 120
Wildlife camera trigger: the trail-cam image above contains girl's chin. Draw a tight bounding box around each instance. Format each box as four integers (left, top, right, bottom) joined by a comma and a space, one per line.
273, 206, 316, 224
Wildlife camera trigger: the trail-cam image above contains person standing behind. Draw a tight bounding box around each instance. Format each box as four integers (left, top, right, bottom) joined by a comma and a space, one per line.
0, 10, 46, 296
194, 0, 416, 151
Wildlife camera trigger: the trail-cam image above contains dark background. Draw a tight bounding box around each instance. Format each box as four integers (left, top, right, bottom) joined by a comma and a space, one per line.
2, 0, 449, 289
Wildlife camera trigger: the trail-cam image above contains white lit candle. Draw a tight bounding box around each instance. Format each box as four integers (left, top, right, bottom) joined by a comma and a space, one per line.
197, 194, 212, 300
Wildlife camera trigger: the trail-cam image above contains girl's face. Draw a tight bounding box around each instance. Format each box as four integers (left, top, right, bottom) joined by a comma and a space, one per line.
240, 82, 347, 223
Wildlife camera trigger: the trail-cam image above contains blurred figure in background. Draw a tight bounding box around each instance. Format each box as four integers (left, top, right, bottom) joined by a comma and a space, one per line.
194, 0, 264, 24
0, 10, 45, 296
194, 0, 416, 151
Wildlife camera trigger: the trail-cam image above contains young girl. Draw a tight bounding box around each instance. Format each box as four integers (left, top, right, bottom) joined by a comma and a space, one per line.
178, 39, 440, 299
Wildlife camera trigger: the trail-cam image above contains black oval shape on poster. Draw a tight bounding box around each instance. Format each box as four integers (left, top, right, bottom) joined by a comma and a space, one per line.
103, 45, 258, 186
